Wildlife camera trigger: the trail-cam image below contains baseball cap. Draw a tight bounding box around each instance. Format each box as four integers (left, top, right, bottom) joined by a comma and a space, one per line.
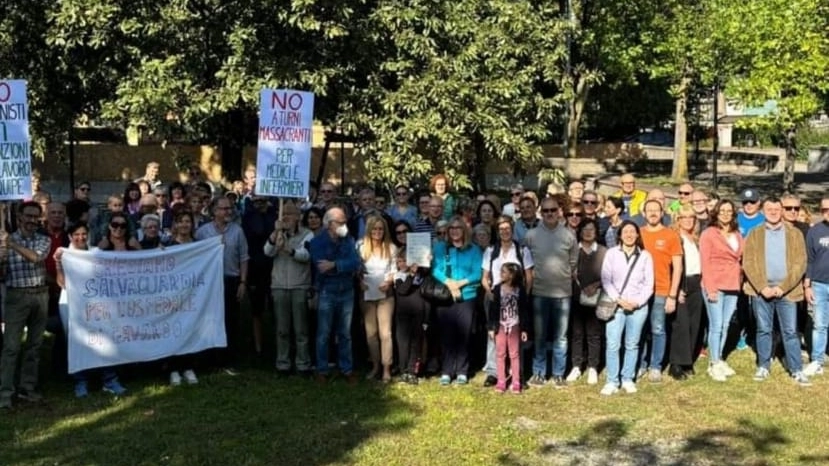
740, 189, 760, 202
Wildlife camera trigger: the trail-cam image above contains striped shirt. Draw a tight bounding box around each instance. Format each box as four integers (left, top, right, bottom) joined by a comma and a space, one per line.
3, 231, 52, 288
414, 218, 437, 240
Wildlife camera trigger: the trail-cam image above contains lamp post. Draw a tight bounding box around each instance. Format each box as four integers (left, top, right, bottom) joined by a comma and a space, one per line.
711, 80, 719, 190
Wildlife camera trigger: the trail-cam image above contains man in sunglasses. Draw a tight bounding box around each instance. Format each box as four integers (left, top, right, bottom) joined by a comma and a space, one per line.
668, 183, 694, 213
581, 190, 609, 246
737, 188, 765, 238
502, 184, 525, 220
781, 194, 809, 238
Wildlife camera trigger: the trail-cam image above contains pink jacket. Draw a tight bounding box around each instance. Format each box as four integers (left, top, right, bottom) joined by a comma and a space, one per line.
699, 226, 744, 296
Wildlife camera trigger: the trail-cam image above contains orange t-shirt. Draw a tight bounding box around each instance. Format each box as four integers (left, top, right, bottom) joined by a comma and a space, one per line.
641, 227, 683, 297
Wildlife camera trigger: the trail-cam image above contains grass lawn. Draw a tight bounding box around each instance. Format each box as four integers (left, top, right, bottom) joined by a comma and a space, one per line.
2, 345, 829, 466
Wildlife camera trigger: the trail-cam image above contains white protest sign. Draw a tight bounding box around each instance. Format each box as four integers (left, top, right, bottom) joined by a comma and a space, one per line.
256, 89, 314, 199
60, 237, 226, 373
406, 232, 432, 267
0, 80, 31, 200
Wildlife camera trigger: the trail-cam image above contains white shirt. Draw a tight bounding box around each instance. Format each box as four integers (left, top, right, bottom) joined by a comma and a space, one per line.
681, 235, 701, 275
481, 242, 535, 287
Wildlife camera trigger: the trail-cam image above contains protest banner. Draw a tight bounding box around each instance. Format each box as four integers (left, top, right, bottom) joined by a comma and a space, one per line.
60, 237, 226, 373
256, 89, 314, 199
0, 80, 31, 200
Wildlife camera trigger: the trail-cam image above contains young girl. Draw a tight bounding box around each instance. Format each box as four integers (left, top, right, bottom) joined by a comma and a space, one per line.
487, 262, 529, 393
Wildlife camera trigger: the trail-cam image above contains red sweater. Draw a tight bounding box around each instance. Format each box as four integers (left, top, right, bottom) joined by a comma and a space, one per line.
699, 226, 744, 295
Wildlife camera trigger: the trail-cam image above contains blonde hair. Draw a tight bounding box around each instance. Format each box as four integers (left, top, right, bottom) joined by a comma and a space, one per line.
671, 204, 698, 244
359, 215, 393, 260
447, 215, 473, 249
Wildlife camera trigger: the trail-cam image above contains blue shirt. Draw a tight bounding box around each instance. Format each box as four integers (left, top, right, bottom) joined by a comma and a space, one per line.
765, 226, 787, 285
806, 221, 829, 284
309, 232, 360, 292
386, 205, 418, 229
431, 241, 483, 302
738, 212, 765, 238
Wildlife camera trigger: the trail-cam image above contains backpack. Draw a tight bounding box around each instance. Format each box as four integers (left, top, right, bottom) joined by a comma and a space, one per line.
488, 240, 526, 285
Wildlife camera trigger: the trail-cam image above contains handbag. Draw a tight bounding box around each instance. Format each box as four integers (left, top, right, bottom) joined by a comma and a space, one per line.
579, 289, 600, 307
420, 247, 453, 303
595, 251, 641, 321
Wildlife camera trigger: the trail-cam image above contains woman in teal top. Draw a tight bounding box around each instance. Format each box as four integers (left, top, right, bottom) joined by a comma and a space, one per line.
430, 174, 456, 220
431, 216, 483, 385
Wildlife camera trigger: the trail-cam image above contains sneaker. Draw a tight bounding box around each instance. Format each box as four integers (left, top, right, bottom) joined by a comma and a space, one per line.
182, 370, 199, 385
709, 363, 727, 382
483, 375, 498, 387
753, 367, 770, 382
439, 374, 451, 386
793, 371, 812, 386
527, 374, 546, 387
455, 375, 468, 385
803, 361, 824, 377
223, 367, 239, 377
494, 381, 506, 393
736, 335, 748, 351
510, 382, 522, 394
74, 381, 89, 398
600, 383, 619, 396
17, 390, 43, 402
621, 380, 638, 394
648, 369, 663, 383
405, 373, 419, 385
565, 367, 582, 382
103, 379, 127, 396
170, 371, 182, 386
551, 376, 567, 389
636, 367, 647, 381
720, 361, 737, 377
586, 368, 599, 385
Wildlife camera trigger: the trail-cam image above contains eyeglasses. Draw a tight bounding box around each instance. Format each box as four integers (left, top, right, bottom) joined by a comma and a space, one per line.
566, 212, 583, 218
692, 199, 708, 204
395, 229, 408, 235
582, 200, 597, 205
437, 230, 447, 235
822, 208, 829, 213
541, 208, 558, 214
783, 206, 801, 212
511, 192, 522, 197
396, 191, 408, 196
678, 215, 695, 220
678, 191, 692, 196
110, 222, 127, 229
448, 226, 462, 230
718, 210, 734, 215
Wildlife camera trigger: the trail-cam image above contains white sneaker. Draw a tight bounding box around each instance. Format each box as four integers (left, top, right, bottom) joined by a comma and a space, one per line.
600, 383, 619, 396
586, 367, 599, 385
169, 371, 182, 386
709, 363, 727, 382
183, 369, 199, 385
720, 361, 736, 377
621, 381, 637, 394
803, 361, 824, 377
566, 367, 582, 383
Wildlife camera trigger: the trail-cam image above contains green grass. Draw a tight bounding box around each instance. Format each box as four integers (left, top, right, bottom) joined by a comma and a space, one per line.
3, 347, 829, 465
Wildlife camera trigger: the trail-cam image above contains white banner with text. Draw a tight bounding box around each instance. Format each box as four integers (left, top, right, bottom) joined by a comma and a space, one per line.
61, 237, 226, 373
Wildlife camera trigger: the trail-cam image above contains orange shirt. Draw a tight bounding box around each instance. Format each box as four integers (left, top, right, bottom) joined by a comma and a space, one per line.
641, 226, 683, 297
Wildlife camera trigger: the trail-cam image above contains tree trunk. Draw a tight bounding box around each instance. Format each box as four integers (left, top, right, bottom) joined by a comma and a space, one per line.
671, 77, 691, 181
784, 128, 796, 194
471, 132, 488, 192
565, 78, 590, 159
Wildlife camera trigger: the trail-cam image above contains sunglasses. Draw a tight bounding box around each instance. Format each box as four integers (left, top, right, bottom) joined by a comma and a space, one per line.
742, 200, 759, 204
582, 200, 597, 205
541, 208, 558, 214
678, 191, 692, 196
511, 192, 522, 197
566, 212, 583, 218
783, 206, 801, 212
320, 189, 334, 193
110, 222, 128, 229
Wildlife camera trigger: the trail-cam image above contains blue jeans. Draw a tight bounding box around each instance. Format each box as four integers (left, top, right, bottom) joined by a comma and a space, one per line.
640, 296, 667, 371
605, 305, 648, 386
704, 291, 739, 363
754, 296, 801, 373
810, 281, 829, 364
316, 287, 355, 375
532, 296, 570, 378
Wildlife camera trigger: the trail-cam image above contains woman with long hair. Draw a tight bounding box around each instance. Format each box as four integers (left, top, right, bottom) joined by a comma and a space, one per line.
358, 215, 397, 382
604, 197, 625, 247
391, 220, 412, 248
699, 199, 744, 382
599, 220, 654, 395
168, 181, 187, 207
98, 211, 141, 251
123, 182, 142, 221
432, 216, 483, 386
430, 174, 456, 220
564, 202, 584, 236
668, 204, 703, 380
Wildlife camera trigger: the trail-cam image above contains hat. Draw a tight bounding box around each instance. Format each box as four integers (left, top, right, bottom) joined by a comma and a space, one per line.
740, 189, 760, 202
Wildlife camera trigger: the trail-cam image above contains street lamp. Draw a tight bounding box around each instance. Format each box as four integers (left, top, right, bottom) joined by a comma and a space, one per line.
711, 80, 719, 190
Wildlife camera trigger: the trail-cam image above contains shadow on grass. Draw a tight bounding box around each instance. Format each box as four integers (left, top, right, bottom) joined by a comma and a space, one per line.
500, 417, 795, 466
0, 370, 417, 466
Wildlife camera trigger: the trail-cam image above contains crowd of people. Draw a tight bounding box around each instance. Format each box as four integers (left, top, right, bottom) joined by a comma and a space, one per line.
0, 163, 828, 409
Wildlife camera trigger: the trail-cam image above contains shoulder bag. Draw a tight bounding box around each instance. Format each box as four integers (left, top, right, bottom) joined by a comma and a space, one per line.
595, 251, 641, 321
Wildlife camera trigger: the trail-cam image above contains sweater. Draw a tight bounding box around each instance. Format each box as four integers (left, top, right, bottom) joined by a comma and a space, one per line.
699, 226, 744, 295
806, 221, 829, 284
264, 227, 314, 290
524, 222, 579, 298
431, 241, 483, 302
742, 222, 806, 301
600, 246, 655, 309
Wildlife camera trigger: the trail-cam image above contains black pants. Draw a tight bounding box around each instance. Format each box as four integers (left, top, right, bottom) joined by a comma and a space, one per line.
217, 276, 241, 367
570, 302, 604, 369
438, 300, 475, 377
670, 275, 703, 367
396, 308, 424, 374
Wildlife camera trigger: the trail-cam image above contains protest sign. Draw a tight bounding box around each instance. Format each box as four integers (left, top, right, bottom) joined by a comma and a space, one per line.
406, 233, 432, 267
256, 89, 314, 198
60, 237, 226, 373
0, 80, 31, 200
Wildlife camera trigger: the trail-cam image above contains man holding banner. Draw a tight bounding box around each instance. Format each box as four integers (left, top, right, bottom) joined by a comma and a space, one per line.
0, 202, 51, 409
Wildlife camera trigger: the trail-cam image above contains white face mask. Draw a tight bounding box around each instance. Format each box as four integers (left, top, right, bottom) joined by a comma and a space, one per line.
335, 224, 348, 238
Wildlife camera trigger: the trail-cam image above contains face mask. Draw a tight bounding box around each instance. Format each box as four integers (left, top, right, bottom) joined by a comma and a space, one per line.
336, 224, 348, 238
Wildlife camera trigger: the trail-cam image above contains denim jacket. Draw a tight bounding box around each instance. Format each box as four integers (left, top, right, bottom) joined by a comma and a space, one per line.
309, 231, 360, 292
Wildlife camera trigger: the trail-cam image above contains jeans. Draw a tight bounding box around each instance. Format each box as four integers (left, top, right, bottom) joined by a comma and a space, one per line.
273, 289, 311, 371
754, 296, 802, 373
810, 281, 829, 364
483, 297, 496, 377
532, 296, 570, 378
704, 290, 739, 363
316, 287, 355, 375
605, 304, 648, 386
640, 295, 667, 371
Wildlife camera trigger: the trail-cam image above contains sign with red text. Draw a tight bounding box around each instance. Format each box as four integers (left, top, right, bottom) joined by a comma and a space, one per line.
0, 80, 31, 200
60, 237, 226, 373
256, 89, 314, 198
